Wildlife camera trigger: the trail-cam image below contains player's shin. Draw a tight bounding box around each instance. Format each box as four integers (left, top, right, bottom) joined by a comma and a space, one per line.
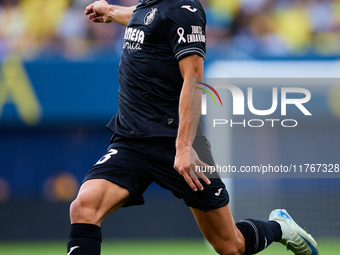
67, 223, 102, 255
236, 219, 282, 255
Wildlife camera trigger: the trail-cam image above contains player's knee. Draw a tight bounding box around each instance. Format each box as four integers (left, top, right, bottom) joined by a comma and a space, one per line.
70, 197, 97, 224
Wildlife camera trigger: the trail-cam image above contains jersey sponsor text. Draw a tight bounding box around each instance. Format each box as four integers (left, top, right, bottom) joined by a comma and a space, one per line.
124, 27, 145, 44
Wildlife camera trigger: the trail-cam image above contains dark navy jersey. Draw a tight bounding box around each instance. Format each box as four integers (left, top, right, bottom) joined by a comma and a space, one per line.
107, 0, 206, 138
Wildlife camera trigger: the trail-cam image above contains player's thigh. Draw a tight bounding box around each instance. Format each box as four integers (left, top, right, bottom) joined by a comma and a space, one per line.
190, 204, 245, 254
70, 179, 131, 225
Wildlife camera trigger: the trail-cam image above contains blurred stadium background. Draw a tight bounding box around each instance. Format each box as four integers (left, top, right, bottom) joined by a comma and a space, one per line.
1, 0, 340, 254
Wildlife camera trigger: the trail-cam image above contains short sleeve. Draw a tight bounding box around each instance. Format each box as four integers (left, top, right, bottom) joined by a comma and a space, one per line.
164, 1, 206, 61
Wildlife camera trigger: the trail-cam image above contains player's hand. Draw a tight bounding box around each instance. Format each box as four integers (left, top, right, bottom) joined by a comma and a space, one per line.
174, 146, 211, 192
85, 0, 112, 23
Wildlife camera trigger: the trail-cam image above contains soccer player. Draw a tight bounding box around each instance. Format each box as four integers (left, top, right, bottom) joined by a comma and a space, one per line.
67, 1, 319, 255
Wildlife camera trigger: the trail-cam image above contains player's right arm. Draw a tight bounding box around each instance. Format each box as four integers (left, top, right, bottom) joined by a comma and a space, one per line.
85, 0, 136, 26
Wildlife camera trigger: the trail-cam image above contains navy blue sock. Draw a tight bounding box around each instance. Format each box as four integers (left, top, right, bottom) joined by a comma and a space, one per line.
236, 219, 282, 255
67, 223, 102, 255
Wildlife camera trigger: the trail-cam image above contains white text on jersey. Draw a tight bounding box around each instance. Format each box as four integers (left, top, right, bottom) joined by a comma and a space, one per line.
187, 26, 206, 43
124, 27, 145, 44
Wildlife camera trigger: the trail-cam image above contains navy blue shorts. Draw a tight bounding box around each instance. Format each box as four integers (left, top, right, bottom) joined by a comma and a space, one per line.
83, 135, 229, 210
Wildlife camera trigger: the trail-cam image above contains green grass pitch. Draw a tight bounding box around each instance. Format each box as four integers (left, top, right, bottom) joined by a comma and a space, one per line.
0, 239, 338, 254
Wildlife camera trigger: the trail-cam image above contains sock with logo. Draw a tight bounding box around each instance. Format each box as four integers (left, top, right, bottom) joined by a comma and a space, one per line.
236, 219, 282, 255
67, 223, 102, 255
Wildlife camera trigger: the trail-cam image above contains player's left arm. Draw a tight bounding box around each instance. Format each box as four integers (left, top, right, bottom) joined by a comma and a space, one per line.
174, 54, 211, 192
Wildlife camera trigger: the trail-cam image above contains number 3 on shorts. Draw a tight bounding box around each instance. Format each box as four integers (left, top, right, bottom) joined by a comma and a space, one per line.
95, 149, 118, 165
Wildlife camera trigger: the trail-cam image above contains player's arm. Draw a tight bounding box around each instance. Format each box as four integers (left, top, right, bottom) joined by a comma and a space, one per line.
85, 0, 136, 26
174, 54, 211, 192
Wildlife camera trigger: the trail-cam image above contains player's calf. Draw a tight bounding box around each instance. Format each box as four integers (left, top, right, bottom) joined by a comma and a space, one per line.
236, 219, 282, 255
212, 240, 244, 255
